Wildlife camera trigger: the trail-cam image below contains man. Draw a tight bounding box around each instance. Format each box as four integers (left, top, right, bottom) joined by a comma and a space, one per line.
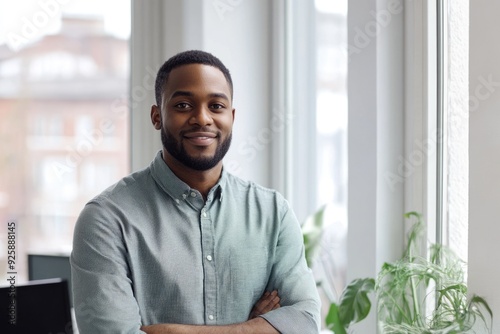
71, 50, 321, 333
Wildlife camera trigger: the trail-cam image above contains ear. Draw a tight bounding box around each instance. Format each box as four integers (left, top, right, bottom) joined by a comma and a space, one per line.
151, 105, 162, 130
231, 108, 235, 124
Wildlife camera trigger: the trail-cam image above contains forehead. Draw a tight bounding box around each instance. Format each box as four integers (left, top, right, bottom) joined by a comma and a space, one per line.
163, 64, 231, 99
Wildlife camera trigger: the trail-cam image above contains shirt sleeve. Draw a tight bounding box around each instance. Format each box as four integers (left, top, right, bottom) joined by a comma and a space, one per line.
260, 200, 322, 334
70, 200, 146, 334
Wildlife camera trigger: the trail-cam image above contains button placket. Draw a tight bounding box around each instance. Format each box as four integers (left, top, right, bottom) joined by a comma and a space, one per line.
200, 204, 216, 324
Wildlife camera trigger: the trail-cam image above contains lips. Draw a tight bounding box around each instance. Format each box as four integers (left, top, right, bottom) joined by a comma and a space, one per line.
183, 132, 217, 146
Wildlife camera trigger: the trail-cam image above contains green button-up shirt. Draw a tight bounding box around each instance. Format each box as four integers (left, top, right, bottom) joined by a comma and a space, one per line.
71, 151, 320, 333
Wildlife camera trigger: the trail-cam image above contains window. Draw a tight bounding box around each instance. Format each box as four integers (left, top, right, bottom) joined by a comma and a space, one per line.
286, 0, 349, 323
312, 0, 348, 313
0, 1, 130, 282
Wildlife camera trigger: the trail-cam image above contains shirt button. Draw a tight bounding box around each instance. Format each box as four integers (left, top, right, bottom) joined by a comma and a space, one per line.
175, 199, 180, 204
190, 192, 196, 197
208, 315, 214, 320
182, 194, 187, 199
202, 211, 207, 217
206, 255, 213, 261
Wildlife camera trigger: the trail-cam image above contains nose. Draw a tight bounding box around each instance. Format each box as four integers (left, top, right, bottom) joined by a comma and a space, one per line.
189, 105, 213, 126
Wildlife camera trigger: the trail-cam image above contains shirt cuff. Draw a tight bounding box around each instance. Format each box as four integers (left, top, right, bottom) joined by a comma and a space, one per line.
259, 306, 320, 334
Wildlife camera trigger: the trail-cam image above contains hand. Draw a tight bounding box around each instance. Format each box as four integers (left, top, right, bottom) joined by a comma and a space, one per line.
248, 290, 280, 319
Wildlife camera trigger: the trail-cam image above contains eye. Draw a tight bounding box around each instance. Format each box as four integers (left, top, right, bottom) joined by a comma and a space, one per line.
174, 102, 191, 109
210, 103, 225, 110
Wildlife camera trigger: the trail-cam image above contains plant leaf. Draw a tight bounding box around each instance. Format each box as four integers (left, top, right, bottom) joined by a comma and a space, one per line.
325, 303, 347, 334
403, 211, 425, 260
338, 278, 375, 327
302, 205, 326, 267
468, 295, 493, 333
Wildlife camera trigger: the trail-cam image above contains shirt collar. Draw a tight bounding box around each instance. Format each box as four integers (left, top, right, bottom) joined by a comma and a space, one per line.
150, 150, 226, 203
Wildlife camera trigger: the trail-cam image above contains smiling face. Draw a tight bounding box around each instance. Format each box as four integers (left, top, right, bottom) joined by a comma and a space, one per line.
151, 64, 235, 171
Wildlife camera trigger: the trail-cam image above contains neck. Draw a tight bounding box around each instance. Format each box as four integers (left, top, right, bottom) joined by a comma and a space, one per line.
162, 148, 222, 200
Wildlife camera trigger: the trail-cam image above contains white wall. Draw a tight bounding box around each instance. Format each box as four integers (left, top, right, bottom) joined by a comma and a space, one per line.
445, 0, 469, 263
469, 1, 500, 331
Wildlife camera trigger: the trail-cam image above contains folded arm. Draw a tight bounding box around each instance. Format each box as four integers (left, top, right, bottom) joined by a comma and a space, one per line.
141, 317, 278, 334
141, 290, 281, 334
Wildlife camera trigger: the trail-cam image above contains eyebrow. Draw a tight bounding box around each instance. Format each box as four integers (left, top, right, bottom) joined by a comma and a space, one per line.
170, 91, 193, 99
169, 91, 230, 101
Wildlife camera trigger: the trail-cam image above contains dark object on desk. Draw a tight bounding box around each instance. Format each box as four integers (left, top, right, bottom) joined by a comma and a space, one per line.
0, 278, 73, 334
28, 253, 72, 306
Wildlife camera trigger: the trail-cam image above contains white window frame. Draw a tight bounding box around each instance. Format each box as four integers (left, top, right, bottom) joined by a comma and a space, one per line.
270, 0, 317, 221
403, 0, 439, 244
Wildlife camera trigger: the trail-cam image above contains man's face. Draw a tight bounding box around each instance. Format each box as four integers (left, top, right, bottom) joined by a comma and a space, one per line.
156, 64, 234, 171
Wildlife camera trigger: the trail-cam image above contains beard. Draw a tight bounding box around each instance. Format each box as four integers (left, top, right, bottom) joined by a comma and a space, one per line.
161, 126, 232, 171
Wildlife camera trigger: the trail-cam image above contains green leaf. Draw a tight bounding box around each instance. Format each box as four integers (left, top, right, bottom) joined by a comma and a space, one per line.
469, 295, 493, 319
338, 278, 375, 326
469, 295, 493, 332
403, 211, 425, 260
302, 205, 326, 267
325, 303, 347, 334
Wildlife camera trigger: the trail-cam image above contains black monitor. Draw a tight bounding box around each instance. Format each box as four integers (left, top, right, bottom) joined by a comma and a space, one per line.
28, 253, 72, 306
0, 278, 73, 334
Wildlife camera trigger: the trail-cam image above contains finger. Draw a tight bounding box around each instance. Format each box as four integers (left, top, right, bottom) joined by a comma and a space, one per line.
270, 294, 280, 308
249, 290, 281, 319
259, 290, 272, 301
257, 290, 275, 305
250, 300, 271, 316
258, 292, 280, 313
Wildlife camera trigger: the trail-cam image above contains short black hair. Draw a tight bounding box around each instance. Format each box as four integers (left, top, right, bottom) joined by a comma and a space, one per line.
154, 50, 233, 107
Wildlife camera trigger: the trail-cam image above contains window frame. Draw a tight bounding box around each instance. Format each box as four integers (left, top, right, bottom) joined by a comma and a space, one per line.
403, 0, 439, 244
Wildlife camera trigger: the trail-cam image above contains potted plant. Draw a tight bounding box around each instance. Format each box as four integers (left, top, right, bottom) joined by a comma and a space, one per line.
304, 211, 493, 333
